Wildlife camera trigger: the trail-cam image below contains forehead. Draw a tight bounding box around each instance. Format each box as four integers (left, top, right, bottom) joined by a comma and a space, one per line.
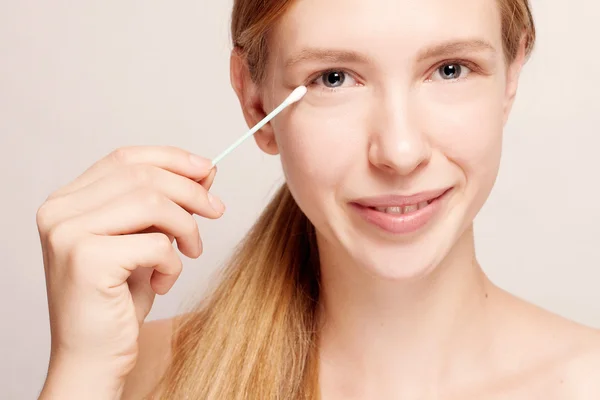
272, 0, 503, 59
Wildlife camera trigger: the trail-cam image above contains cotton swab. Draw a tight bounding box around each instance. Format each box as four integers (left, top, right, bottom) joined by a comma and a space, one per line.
211, 85, 307, 167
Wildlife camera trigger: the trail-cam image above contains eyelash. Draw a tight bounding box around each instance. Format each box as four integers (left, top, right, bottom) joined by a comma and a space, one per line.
428, 59, 482, 82
306, 59, 482, 92
307, 68, 358, 93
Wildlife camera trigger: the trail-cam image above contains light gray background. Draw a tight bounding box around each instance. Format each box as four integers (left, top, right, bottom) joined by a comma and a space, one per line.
1, 1, 598, 398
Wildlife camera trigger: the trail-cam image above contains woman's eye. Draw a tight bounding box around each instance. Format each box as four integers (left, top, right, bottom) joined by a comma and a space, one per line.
430, 63, 472, 81
312, 70, 357, 89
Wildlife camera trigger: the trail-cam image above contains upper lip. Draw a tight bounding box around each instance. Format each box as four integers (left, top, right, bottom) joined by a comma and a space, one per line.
352, 188, 451, 208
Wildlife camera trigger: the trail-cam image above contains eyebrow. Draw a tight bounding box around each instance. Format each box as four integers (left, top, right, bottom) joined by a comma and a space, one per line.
284, 49, 372, 68
416, 39, 496, 61
284, 39, 496, 69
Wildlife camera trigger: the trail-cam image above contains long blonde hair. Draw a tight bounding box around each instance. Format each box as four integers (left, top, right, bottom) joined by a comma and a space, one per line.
157, 1, 536, 398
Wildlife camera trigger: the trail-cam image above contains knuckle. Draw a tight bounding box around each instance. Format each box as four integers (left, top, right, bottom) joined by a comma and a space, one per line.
173, 258, 184, 277
167, 252, 184, 275
172, 259, 184, 277
46, 222, 75, 249
110, 146, 135, 164
152, 233, 173, 254
36, 201, 54, 231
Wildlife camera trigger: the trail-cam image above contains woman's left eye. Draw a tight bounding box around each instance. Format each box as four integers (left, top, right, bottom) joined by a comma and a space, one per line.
430, 63, 472, 81
311, 70, 358, 90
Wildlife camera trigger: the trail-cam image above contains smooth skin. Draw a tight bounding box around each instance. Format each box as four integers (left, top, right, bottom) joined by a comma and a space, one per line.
38, 0, 600, 398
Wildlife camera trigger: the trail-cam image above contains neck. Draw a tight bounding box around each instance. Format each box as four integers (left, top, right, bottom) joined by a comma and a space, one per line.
317, 226, 497, 397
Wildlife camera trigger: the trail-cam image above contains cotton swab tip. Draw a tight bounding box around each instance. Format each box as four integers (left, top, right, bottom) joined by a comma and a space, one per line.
285, 85, 307, 105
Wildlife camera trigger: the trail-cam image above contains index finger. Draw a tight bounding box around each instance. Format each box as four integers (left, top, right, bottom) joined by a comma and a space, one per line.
52, 146, 215, 198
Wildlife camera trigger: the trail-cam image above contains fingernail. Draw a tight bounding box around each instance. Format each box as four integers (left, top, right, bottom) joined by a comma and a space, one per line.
189, 154, 212, 171
208, 193, 226, 214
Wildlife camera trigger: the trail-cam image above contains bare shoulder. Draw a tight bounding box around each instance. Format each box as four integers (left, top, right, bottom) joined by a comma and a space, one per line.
523, 305, 600, 398
121, 317, 177, 400
560, 326, 600, 399
492, 289, 600, 399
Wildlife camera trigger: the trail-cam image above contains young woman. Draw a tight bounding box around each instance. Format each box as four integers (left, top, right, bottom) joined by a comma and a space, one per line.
37, 0, 600, 398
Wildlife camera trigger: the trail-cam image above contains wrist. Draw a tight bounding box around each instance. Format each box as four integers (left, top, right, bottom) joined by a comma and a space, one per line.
39, 353, 128, 400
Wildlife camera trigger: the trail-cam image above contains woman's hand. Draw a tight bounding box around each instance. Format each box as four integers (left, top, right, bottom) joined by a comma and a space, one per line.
36, 146, 224, 399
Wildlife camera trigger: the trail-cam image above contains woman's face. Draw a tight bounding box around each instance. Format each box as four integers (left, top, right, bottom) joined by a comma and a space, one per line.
243, 0, 523, 278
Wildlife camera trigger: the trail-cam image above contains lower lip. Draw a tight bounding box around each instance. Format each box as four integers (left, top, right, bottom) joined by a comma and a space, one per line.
350, 191, 449, 235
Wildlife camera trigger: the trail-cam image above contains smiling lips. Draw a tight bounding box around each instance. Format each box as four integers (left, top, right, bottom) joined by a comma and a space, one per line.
350, 188, 451, 235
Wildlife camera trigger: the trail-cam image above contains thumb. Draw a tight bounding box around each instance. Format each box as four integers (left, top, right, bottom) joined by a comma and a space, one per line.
127, 268, 156, 325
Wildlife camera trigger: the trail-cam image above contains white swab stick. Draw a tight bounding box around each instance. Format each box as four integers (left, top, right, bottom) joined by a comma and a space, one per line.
211, 86, 307, 167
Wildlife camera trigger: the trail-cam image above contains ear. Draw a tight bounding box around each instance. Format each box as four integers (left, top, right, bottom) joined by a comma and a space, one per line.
503, 34, 528, 125
230, 48, 279, 155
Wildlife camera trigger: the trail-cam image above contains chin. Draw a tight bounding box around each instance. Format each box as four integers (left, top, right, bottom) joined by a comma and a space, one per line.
347, 230, 459, 281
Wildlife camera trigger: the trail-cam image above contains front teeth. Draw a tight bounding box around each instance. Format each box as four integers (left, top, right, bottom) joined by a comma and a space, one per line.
374, 201, 430, 214
404, 204, 418, 213
377, 206, 402, 214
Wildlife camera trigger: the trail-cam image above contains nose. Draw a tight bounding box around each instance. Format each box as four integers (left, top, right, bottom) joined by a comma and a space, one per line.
367, 93, 431, 176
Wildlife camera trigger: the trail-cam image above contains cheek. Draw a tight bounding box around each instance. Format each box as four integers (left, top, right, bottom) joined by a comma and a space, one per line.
274, 101, 367, 194
424, 81, 505, 184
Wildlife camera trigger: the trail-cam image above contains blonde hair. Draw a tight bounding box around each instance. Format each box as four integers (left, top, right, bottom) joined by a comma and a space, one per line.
157, 1, 536, 398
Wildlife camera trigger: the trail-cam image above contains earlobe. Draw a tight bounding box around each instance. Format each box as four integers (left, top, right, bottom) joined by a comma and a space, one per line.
229, 49, 279, 155
255, 136, 280, 155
